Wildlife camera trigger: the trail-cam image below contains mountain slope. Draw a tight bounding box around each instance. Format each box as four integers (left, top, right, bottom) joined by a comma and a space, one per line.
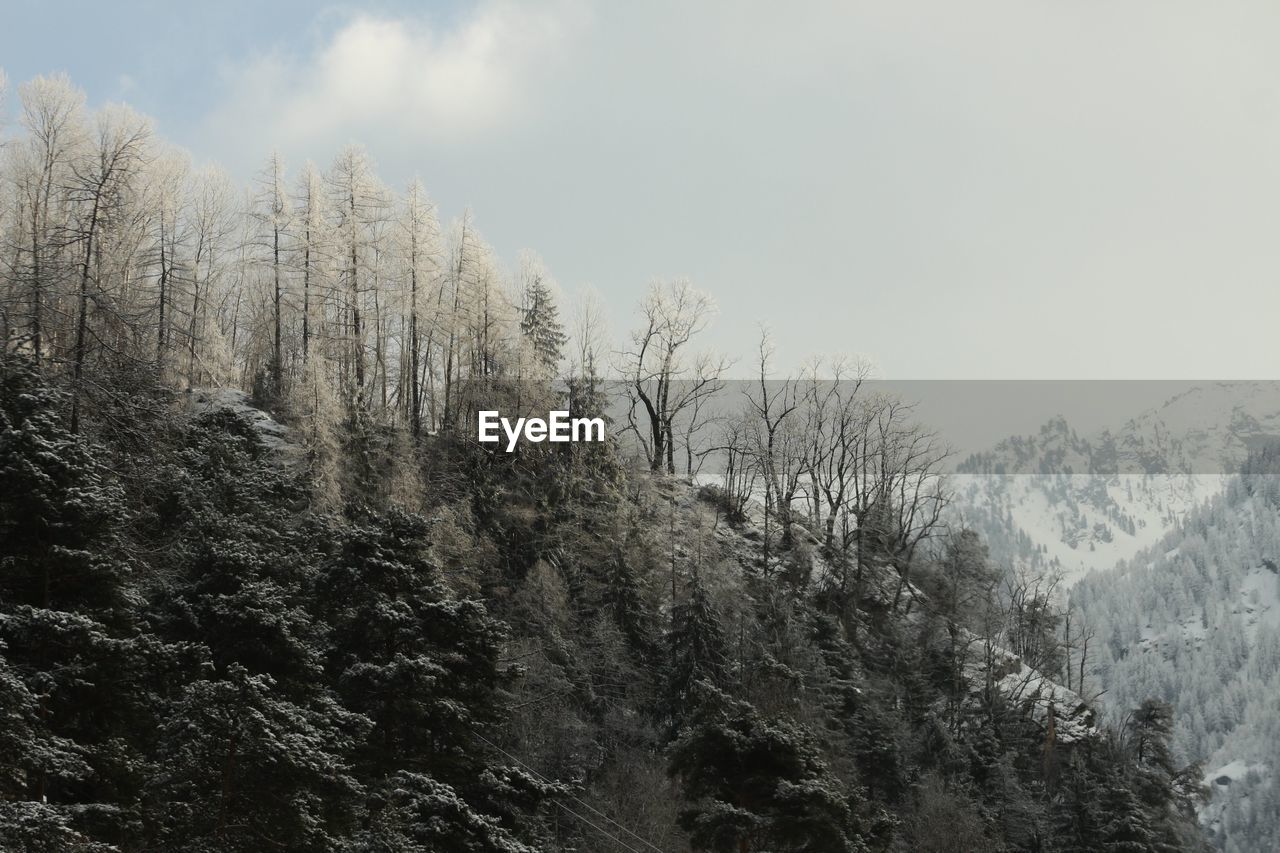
1072, 465, 1280, 852
954, 382, 1280, 585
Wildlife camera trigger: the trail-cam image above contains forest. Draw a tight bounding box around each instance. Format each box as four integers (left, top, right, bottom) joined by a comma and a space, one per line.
0, 73, 1212, 851
1073, 446, 1280, 852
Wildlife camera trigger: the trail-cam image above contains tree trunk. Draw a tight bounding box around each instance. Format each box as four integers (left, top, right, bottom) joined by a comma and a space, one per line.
272, 222, 282, 390
70, 196, 101, 434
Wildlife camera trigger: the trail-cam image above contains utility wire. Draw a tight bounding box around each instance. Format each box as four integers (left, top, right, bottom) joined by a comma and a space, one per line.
549, 799, 646, 853
474, 732, 667, 853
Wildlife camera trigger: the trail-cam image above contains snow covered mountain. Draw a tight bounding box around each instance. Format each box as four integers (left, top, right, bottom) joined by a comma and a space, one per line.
1072, 473, 1280, 852
952, 382, 1280, 585
948, 383, 1280, 851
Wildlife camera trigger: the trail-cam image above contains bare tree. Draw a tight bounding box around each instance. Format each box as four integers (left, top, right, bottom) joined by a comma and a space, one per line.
65, 104, 150, 432
800, 355, 872, 552
292, 161, 331, 366
620, 279, 727, 473
146, 146, 189, 374
568, 284, 607, 384
396, 178, 440, 437
437, 211, 484, 430
713, 409, 761, 524
9, 74, 85, 363
1002, 568, 1067, 677
874, 399, 951, 606
746, 328, 803, 550
253, 152, 289, 393
184, 165, 236, 386
328, 144, 387, 403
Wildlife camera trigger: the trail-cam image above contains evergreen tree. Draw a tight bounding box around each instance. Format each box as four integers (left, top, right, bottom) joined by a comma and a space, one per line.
352, 771, 540, 853
0, 646, 100, 852
317, 510, 554, 847
0, 356, 168, 844
605, 550, 659, 666
141, 409, 367, 849
668, 575, 730, 723
1096, 763, 1161, 853
1053, 752, 1105, 853
145, 408, 328, 698
519, 267, 566, 377
151, 664, 365, 851
669, 686, 869, 852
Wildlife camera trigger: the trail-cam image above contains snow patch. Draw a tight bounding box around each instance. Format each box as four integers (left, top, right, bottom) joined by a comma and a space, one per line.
185, 388, 303, 463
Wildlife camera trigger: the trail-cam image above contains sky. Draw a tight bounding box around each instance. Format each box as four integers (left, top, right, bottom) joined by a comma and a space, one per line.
4, 0, 1280, 383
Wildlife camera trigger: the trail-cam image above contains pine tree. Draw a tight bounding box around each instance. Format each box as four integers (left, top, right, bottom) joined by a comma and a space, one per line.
147, 407, 325, 698
668, 575, 730, 723
316, 510, 554, 846
1125, 699, 1208, 852
353, 771, 542, 853
1053, 753, 1104, 853
1096, 764, 1160, 852
669, 686, 869, 852
518, 262, 566, 378
0, 355, 165, 844
0, 647, 98, 852
152, 664, 366, 851
605, 551, 659, 665
142, 407, 367, 849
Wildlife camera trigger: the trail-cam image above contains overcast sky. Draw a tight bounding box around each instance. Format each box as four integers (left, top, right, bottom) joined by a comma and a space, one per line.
4, 0, 1279, 382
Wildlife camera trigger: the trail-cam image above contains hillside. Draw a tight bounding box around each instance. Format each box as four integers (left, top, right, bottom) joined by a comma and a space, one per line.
954, 383, 1280, 585
1072, 450, 1280, 852
0, 356, 1209, 851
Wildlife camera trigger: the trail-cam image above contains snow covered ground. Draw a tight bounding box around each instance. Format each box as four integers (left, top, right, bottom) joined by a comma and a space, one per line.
185, 388, 304, 464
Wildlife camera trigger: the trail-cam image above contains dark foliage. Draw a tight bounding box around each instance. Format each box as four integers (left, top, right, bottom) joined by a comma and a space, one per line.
0, 356, 1209, 852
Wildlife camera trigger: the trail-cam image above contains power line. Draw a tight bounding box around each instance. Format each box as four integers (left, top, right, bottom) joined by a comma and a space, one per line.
549, 799, 646, 853
473, 732, 667, 853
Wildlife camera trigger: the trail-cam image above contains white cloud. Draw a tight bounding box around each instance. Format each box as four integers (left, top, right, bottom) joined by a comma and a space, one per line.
208, 1, 587, 154
189, 0, 1280, 379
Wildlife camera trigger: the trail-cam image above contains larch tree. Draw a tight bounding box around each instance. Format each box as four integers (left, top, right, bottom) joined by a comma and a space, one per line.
145, 146, 189, 377
184, 164, 236, 387
253, 152, 289, 396
327, 144, 387, 405
8, 74, 84, 365
396, 178, 441, 437
292, 160, 330, 367
565, 284, 609, 425
439, 211, 497, 429
65, 104, 150, 432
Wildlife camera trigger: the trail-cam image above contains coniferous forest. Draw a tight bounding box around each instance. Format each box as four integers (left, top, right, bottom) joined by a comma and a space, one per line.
0, 73, 1214, 851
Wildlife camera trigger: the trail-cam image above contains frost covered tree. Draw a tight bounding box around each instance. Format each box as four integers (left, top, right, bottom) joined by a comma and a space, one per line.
5, 74, 84, 365
668, 574, 730, 722
0, 355, 167, 845
517, 251, 566, 379
154, 664, 365, 851
146, 147, 189, 376
669, 686, 870, 852
252, 152, 290, 396
292, 160, 331, 367
622, 279, 728, 473
316, 510, 556, 846
395, 179, 440, 437
65, 104, 150, 431
183, 165, 237, 387
327, 145, 388, 402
